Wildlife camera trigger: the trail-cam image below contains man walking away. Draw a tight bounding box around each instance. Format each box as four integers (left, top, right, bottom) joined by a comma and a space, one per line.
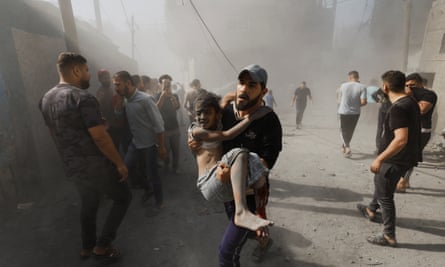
337, 71, 367, 157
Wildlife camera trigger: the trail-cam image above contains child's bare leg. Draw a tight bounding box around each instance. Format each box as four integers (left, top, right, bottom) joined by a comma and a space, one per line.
230, 151, 273, 231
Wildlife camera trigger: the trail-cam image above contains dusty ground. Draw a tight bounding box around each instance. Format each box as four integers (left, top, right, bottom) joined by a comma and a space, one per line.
1, 99, 444, 267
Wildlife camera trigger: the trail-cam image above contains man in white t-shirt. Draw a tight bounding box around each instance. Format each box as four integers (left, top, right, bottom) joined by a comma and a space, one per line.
337, 71, 367, 157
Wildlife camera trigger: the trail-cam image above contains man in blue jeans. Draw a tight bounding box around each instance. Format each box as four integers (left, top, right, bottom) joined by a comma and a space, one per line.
357, 70, 421, 247
218, 65, 282, 266
113, 71, 167, 211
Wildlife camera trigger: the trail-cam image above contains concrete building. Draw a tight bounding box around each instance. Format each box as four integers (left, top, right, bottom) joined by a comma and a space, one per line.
418, 0, 445, 133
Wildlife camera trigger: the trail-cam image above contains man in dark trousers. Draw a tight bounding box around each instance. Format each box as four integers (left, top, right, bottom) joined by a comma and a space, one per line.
291, 81, 312, 129
396, 73, 437, 192
217, 65, 282, 266
156, 74, 181, 174
39, 52, 131, 259
357, 70, 420, 247
113, 71, 167, 212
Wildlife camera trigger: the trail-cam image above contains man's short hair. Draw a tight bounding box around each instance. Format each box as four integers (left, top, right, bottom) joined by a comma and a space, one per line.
190, 79, 201, 88
406, 73, 424, 85
194, 92, 221, 114
141, 75, 151, 85
132, 75, 141, 85
113, 71, 134, 86
381, 70, 406, 93
97, 69, 110, 79
57, 52, 87, 76
348, 71, 359, 79
159, 74, 172, 82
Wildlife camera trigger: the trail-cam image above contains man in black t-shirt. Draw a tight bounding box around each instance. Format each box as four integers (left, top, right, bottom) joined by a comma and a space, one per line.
291, 81, 312, 129
357, 70, 420, 247
397, 73, 437, 192
157, 74, 181, 173
39, 53, 131, 259
218, 65, 282, 265
189, 65, 282, 265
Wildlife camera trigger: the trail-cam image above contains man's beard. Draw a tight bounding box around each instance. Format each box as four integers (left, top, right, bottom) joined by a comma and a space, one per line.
80, 79, 90, 89
236, 93, 262, 111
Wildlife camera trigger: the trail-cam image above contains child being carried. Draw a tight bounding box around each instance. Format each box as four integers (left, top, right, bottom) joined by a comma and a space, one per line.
188, 92, 273, 231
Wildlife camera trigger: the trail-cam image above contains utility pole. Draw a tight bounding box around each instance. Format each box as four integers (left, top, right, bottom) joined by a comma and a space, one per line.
94, 0, 103, 32
131, 15, 135, 59
58, 0, 79, 52
402, 0, 412, 72
331, 0, 338, 49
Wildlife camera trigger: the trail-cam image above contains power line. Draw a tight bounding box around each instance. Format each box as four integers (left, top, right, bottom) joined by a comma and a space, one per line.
189, 0, 238, 73
119, 0, 131, 29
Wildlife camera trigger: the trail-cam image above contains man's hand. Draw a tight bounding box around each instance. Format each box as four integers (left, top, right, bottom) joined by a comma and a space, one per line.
216, 162, 231, 183
370, 158, 382, 173
188, 136, 201, 153
221, 91, 236, 108
116, 163, 129, 183
158, 145, 168, 160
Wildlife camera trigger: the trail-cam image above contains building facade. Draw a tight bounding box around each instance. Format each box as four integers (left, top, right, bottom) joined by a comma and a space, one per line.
419, 0, 445, 133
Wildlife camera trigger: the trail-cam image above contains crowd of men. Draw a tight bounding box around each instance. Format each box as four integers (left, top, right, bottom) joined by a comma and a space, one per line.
39, 52, 281, 266
38, 51, 443, 266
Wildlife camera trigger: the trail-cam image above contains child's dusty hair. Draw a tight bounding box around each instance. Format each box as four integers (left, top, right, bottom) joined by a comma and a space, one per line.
194, 91, 222, 115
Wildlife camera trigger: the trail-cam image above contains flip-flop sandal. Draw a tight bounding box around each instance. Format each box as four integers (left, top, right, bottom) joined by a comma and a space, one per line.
367, 234, 397, 247
93, 247, 121, 260
251, 238, 273, 263
356, 204, 376, 222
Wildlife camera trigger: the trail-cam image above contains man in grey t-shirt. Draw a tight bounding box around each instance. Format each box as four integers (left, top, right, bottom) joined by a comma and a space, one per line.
337, 71, 367, 157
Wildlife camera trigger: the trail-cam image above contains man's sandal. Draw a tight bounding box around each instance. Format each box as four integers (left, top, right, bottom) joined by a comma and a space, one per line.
92, 246, 121, 260
80, 248, 93, 260
356, 204, 376, 222
367, 234, 397, 247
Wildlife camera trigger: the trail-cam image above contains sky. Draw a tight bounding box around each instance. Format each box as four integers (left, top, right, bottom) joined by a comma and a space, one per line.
41, 0, 373, 60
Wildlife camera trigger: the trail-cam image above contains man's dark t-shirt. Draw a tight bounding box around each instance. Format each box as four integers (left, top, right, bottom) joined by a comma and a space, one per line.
156, 93, 180, 131
294, 87, 311, 108
411, 87, 437, 129
39, 84, 115, 180
379, 96, 421, 168
221, 103, 282, 169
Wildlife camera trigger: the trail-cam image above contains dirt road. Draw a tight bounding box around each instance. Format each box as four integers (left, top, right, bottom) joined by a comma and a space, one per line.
1, 100, 444, 267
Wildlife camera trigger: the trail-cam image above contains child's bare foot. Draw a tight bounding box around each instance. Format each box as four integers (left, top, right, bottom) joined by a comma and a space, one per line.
234, 210, 274, 231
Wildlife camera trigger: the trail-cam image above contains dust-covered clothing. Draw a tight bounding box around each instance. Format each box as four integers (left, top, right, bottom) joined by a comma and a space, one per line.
196, 147, 269, 202
123, 89, 164, 149
219, 103, 282, 267
39, 83, 112, 181
39, 83, 131, 250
